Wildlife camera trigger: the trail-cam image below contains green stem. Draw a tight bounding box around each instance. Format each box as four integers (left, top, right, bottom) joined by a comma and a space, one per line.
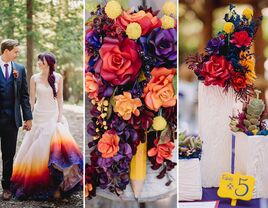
159, 108, 162, 116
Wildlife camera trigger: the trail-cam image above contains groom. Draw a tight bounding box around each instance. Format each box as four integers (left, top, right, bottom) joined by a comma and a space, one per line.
0, 39, 32, 200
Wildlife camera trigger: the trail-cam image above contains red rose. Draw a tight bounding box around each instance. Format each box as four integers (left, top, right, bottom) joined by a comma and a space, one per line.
117, 11, 161, 36
95, 37, 142, 85
230, 31, 252, 48
201, 55, 233, 87
231, 72, 247, 91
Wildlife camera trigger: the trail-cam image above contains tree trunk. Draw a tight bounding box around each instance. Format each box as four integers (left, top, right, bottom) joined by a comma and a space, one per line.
252, 2, 266, 102
26, 0, 33, 86
63, 69, 70, 101
198, 0, 214, 52
7, 0, 15, 38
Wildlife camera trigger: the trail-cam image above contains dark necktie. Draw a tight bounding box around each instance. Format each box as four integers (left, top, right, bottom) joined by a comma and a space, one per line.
4, 64, 9, 80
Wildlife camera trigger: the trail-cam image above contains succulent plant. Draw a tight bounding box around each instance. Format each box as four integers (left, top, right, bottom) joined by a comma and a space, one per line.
230, 90, 265, 134
230, 117, 240, 132
179, 132, 202, 159
244, 90, 265, 132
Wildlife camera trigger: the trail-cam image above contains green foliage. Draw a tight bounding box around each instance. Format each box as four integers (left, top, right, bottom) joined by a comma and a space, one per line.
0, 0, 83, 104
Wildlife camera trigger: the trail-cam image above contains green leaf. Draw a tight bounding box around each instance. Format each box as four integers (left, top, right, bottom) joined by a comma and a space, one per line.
138, 71, 147, 83
107, 87, 117, 119
158, 127, 171, 145
107, 103, 113, 120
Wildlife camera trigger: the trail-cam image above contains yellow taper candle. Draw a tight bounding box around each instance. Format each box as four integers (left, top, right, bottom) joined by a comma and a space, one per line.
130, 140, 147, 199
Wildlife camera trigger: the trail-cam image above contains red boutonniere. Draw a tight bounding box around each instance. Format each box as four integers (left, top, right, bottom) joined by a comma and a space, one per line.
13, 69, 19, 79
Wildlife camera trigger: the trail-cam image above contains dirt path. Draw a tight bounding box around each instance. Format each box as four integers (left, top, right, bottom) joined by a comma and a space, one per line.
0, 104, 84, 208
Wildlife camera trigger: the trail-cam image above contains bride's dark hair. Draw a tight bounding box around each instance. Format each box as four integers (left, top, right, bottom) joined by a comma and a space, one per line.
37, 52, 57, 98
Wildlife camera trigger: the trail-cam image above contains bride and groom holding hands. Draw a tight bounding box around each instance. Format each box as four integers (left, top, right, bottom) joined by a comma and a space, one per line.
0, 39, 83, 201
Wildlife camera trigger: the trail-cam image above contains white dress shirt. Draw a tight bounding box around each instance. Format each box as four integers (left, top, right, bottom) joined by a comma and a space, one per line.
0, 56, 12, 79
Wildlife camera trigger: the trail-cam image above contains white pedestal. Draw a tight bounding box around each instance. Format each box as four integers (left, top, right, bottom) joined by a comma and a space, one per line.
234, 132, 268, 198
179, 158, 202, 201
198, 83, 241, 187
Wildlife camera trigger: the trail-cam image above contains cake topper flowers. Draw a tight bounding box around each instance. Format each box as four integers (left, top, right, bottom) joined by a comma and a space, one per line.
85, 1, 177, 199
186, 4, 262, 101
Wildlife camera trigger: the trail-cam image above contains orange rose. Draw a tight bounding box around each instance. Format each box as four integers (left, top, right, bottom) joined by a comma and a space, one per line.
114, 92, 142, 120
85, 72, 100, 100
143, 67, 176, 112
85, 183, 93, 197
148, 139, 175, 164
97, 130, 120, 158
117, 10, 161, 35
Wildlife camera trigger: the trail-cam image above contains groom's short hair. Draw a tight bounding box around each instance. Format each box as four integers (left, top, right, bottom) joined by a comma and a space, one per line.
1, 39, 19, 54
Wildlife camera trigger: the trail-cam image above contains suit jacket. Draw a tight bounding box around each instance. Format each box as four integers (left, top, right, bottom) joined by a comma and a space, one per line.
12, 62, 33, 128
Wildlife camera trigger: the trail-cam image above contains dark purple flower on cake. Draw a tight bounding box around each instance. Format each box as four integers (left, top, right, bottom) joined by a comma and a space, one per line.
111, 115, 138, 143
85, 30, 102, 56
97, 157, 113, 168
87, 122, 97, 136
85, 30, 103, 72
98, 84, 114, 98
96, 142, 132, 192
140, 28, 177, 68
205, 36, 225, 55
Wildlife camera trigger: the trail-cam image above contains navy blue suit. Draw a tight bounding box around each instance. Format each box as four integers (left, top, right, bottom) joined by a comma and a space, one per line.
0, 62, 32, 190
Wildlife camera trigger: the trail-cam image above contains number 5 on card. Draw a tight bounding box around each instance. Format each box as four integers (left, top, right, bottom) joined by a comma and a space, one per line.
217, 172, 255, 206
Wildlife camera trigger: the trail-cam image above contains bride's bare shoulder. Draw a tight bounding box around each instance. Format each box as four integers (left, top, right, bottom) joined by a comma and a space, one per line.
31, 73, 41, 82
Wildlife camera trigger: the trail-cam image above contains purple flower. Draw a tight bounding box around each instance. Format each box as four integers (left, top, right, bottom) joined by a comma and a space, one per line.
140, 28, 177, 68
96, 142, 132, 192
85, 30, 102, 56
97, 157, 113, 168
98, 84, 114, 98
86, 30, 103, 72
205, 36, 225, 55
111, 115, 138, 143
87, 122, 97, 136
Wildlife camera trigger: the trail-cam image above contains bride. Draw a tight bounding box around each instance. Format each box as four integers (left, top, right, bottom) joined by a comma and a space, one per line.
11, 52, 83, 200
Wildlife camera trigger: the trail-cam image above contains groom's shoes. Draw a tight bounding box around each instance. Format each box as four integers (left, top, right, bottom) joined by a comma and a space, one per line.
2, 189, 12, 200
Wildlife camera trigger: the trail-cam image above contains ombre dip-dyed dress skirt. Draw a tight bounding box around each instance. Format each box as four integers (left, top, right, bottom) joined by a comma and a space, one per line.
11, 81, 83, 200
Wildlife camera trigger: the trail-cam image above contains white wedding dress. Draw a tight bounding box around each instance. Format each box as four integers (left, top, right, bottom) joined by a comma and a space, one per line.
11, 74, 83, 200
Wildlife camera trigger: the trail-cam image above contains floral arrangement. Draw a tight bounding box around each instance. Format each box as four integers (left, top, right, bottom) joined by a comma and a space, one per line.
179, 132, 202, 159
85, 1, 177, 198
186, 4, 262, 100
13, 69, 19, 79
230, 90, 268, 135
